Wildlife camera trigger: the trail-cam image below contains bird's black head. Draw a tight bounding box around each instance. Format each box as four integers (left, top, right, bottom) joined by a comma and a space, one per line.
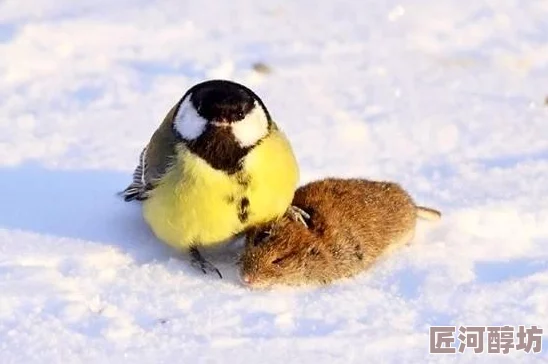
172, 80, 273, 174
190, 81, 257, 123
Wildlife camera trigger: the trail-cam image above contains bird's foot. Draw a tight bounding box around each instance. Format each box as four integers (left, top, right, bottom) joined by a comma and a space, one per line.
287, 205, 311, 227
190, 247, 222, 279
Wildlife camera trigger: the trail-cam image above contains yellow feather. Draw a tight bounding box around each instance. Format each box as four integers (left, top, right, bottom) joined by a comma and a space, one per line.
142, 127, 299, 250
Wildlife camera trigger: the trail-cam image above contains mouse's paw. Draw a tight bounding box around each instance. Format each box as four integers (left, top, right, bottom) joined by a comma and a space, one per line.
288, 205, 311, 227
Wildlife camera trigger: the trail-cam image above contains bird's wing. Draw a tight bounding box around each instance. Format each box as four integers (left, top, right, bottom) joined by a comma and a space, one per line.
121, 104, 180, 201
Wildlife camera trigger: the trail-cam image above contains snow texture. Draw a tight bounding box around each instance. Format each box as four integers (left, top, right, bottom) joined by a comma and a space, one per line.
0, 0, 547, 363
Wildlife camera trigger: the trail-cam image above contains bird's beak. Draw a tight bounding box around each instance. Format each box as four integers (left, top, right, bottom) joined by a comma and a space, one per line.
210, 120, 231, 128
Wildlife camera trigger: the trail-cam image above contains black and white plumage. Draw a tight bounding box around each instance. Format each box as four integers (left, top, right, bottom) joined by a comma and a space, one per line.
121, 146, 149, 201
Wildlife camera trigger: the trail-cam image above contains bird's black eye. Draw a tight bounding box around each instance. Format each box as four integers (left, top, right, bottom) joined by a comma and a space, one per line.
253, 230, 271, 246
236, 111, 245, 119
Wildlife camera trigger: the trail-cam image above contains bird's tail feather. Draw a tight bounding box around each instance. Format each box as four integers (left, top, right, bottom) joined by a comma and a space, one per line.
118, 183, 146, 201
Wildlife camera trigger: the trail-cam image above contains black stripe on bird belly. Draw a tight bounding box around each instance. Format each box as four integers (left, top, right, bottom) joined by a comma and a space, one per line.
238, 197, 250, 223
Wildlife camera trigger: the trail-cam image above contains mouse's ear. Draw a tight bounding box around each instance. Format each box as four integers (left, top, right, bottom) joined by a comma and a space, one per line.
253, 230, 272, 246
244, 224, 269, 246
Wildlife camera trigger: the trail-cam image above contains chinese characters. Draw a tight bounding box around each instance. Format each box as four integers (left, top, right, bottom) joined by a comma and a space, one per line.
430, 325, 543, 354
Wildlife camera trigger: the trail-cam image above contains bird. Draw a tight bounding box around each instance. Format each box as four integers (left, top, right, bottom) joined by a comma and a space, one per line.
121, 79, 306, 278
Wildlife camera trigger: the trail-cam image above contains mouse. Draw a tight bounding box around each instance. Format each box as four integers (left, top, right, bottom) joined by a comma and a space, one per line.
239, 177, 441, 288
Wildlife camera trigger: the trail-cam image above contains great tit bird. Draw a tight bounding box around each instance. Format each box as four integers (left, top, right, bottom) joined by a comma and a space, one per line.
121, 79, 304, 277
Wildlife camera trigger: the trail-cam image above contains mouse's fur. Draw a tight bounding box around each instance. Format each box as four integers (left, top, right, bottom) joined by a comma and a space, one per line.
239, 178, 440, 288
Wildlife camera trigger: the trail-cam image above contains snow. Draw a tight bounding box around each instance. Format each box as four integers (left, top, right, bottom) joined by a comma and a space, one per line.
1, 0, 547, 362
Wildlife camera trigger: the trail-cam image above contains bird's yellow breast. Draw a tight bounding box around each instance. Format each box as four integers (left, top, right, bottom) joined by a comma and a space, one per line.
142, 128, 299, 250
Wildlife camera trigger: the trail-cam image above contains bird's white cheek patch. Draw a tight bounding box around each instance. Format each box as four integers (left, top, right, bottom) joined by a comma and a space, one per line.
231, 105, 269, 147
173, 97, 208, 140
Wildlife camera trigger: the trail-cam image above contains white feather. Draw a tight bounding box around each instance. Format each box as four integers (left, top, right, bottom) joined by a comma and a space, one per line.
173, 96, 208, 140
231, 103, 269, 147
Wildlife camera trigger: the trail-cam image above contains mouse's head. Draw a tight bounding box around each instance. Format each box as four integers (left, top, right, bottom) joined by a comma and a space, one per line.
239, 210, 329, 288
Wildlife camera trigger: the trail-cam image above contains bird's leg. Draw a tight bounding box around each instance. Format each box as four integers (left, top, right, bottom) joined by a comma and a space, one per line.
190, 247, 222, 279
287, 205, 311, 227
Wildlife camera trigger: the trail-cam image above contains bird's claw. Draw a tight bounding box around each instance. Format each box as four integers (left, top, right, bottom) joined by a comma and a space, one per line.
192, 259, 223, 279
190, 247, 223, 279
288, 205, 311, 227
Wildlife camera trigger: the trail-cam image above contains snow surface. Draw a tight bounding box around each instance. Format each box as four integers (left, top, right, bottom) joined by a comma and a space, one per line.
1, 0, 548, 363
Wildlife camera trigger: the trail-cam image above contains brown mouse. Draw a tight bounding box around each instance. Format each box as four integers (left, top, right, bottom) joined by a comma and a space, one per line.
239, 178, 441, 288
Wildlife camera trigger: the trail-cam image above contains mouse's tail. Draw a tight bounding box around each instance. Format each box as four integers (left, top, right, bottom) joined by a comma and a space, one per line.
416, 206, 442, 221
